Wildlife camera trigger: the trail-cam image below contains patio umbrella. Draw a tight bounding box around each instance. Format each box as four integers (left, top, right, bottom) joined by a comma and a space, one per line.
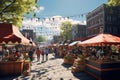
77, 33, 120, 46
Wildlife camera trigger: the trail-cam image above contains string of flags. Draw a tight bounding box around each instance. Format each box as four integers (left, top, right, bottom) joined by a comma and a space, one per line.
22, 12, 88, 36
24, 12, 88, 23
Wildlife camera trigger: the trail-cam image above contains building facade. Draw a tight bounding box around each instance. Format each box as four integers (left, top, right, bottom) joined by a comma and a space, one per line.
21, 29, 36, 40
86, 4, 120, 37
72, 24, 86, 41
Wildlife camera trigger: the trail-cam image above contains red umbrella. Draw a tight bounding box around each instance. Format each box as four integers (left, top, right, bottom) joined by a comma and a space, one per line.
77, 33, 120, 46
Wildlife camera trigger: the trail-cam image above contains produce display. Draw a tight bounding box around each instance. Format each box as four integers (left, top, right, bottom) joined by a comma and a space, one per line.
71, 55, 86, 73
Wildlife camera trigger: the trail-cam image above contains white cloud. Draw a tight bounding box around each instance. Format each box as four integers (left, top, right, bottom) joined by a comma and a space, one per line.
39, 6, 44, 11
33, 6, 44, 13
70, 20, 86, 25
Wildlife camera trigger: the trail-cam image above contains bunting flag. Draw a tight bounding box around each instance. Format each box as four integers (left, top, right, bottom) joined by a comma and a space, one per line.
22, 13, 88, 37
24, 12, 88, 23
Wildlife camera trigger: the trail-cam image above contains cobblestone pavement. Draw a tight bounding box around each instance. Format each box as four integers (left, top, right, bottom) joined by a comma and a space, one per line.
0, 54, 96, 80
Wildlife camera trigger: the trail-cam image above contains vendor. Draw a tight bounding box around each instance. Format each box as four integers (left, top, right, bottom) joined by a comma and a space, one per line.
3, 47, 9, 57
96, 48, 104, 60
91, 48, 96, 57
15, 50, 21, 58
28, 48, 34, 61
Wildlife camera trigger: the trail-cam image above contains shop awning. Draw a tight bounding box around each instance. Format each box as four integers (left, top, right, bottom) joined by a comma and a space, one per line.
77, 33, 120, 46
69, 41, 81, 46
0, 23, 31, 45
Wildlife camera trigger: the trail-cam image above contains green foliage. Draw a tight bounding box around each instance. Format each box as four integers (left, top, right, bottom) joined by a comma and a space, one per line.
35, 36, 47, 42
107, 0, 120, 6
60, 21, 72, 40
0, 0, 38, 27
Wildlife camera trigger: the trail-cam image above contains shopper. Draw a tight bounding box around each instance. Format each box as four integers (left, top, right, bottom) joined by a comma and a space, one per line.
41, 48, 45, 62
35, 48, 41, 62
45, 47, 49, 61
28, 49, 34, 61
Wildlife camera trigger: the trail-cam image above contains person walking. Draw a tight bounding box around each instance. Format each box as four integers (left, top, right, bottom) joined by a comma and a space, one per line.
45, 47, 49, 61
35, 48, 41, 62
41, 48, 45, 62
28, 49, 34, 61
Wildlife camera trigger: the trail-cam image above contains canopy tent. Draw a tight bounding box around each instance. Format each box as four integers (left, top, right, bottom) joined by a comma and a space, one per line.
69, 41, 81, 46
48, 43, 57, 47
0, 23, 31, 45
29, 38, 36, 46
77, 33, 120, 46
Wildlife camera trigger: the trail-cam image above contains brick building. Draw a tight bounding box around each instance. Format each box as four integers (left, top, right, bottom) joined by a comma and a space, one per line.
72, 24, 86, 41
86, 4, 120, 37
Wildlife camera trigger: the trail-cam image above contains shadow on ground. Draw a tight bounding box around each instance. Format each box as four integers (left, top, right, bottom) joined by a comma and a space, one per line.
61, 63, 72, 69
0, 75, 19, 80
72, 72, 97, 80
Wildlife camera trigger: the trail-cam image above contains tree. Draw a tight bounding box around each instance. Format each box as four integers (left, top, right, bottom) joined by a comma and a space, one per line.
60, 21, 72, 40
0, 0, 38, 27
35, 36, 47, 42
107, 0, 120, 6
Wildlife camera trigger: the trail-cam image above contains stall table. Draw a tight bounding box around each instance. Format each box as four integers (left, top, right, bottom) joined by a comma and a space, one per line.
0, 60, 24, 76
85, 59, 120, 80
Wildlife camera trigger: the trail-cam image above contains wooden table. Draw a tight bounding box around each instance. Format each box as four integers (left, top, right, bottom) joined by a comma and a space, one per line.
85, 59, 120, 80
0, 60, 24, 76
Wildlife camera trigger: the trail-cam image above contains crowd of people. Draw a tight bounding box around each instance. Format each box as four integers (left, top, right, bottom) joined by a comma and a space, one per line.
0, 45, 52, 64
28, 47, 50, 63
1, 44, 120, 63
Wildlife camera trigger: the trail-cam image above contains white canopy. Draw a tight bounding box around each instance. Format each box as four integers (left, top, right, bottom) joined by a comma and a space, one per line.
69, 41, 81, 46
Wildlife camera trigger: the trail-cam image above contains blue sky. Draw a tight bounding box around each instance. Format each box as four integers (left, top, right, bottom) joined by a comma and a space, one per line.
22, 0, 108, 38
36, 0, 107, 20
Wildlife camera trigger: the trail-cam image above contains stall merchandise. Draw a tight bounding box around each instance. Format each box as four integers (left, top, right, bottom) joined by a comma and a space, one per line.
64, 53, 76, 65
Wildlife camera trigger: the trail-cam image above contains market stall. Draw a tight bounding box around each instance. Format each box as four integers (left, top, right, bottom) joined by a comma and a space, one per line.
77, 33, 120, 80
0, 23, 32, 76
